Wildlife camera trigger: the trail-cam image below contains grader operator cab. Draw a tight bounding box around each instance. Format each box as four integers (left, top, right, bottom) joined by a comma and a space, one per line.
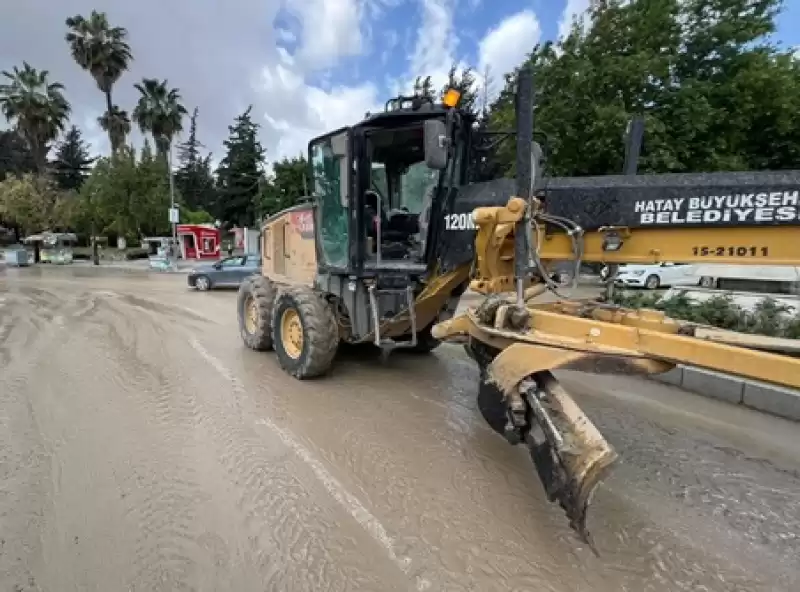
238, 67, 800, 549
239, 89, 487, 366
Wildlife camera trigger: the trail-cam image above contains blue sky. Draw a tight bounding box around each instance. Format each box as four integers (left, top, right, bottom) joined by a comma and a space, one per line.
280, 0, 569, 93
290, 0, 800, 97
256, 0, 800, 162
3, 0, 799, 163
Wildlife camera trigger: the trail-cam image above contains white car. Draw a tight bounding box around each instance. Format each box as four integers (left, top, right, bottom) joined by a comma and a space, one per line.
601, 263, 716, 290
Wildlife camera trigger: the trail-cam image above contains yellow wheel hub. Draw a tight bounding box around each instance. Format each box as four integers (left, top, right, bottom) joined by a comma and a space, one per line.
244, 296, 259, 334
281, 308, 304, 359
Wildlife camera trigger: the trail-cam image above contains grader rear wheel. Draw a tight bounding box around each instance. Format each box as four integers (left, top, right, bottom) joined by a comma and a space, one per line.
279, 308, 304, 359
271, 287, 339, 379
237, 276, 276, 351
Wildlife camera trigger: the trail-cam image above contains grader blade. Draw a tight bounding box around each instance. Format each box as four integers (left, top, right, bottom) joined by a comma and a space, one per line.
520, 371, 617, 552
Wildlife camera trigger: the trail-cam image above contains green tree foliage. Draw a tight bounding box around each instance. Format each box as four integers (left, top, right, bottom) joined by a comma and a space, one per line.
77, 144, 171, 240
98, 105, 132, 154
411, 65, 480, 115
51, 125, 95, 192
0, 130, 35, 181
179, 206, 214, 224
257, 156, 309, 218
215, 106, 265, 226
441, 64, 479, 116
132, 78, 188, 160
485, 0, 800, 177
175, 107, 217, 213
65, 10, 132, 153
413, 75, 435, 99
0, 63, 71, 171
0, 174, 72, 235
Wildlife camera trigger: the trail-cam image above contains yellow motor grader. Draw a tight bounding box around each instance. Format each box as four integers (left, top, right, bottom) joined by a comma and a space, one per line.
237, 68, 800, 547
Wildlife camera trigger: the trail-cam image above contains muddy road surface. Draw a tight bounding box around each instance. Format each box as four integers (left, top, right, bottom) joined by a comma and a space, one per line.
1, 266, 798, 592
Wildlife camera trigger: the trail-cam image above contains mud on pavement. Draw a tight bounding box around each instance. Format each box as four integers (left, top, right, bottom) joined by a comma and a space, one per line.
1, 268, 798, 592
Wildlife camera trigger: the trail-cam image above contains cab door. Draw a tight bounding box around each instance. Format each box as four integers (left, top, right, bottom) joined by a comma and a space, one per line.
309, 129, 350, 271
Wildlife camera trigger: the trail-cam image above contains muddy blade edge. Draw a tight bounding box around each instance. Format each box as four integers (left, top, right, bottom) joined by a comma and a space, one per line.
524, 372, 619, 553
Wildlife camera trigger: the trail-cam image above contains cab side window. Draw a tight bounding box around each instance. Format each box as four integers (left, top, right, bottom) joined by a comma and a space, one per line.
310, 133, 349, 268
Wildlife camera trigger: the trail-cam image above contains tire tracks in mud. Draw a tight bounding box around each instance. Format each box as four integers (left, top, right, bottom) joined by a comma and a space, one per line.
99, 290, 800, 592
188, 338, 424, 590
226, 337, 797, 592
85, 297, 206, 592
0, 285, 205, 592
0, 285, 105, 592
237, 359, 581, 592
5, 279, 797, 592
90, 292, 409, 591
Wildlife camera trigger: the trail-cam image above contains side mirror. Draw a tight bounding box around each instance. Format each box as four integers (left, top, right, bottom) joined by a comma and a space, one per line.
213, 262, 222, 270
424, 119, 448, 170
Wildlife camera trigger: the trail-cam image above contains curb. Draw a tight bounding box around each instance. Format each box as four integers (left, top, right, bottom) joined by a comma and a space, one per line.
652, 366, 800, 422
72, 261, 191, 273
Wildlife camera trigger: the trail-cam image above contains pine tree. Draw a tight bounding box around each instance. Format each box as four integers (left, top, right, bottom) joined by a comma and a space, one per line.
175, 107, 217, 212
51, 125, 95, 191
413, 76, 435, 99
441, 64, 479, 116
215, 106, 265, 226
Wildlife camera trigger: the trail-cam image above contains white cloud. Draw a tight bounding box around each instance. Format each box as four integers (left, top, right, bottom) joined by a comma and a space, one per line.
557, 0, 592, 41
256, 51, 380, 162
478, 9, 541, 99
0, 0, 389, 168
283, 0, 363, 70
407, 0, 459, 91
276, 28, 297, 44
80, 113, 109, 156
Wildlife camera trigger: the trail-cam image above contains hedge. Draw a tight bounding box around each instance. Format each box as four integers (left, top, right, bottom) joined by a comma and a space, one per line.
611, 291, 800, 339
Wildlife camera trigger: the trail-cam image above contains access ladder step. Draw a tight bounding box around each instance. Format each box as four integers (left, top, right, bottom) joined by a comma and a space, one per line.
368, 284, 419, 350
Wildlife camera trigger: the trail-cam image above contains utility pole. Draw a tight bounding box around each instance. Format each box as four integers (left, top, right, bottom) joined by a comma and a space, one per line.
168, 142, 178, 264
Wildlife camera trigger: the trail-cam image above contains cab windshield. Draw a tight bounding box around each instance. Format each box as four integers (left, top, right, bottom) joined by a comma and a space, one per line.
370, 161, 438, 214
367, 125, 441, 212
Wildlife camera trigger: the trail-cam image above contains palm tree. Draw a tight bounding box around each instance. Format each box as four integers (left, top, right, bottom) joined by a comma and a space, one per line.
133, 78, 187, 253
97, 105, 131, 153
0, 62, 71, 171
132, 78, 188, 160
65, 10, 132, 152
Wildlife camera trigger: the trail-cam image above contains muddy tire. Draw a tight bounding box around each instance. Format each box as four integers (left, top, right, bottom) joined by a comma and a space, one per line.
237, 276, 275, 351
271, 287, 339, 379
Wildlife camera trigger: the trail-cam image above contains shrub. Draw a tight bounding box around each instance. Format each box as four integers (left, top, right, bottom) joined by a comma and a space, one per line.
613, 290, 800, 339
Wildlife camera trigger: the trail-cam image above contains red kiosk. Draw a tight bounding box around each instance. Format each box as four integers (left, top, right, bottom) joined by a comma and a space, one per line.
177, 224, 221, 260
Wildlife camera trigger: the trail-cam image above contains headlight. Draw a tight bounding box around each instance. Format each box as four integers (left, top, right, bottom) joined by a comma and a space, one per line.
631, 269, 646, 276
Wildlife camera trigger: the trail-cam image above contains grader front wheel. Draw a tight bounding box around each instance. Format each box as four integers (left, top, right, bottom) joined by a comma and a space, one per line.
271, 287, 339, 379
237, 276, 276, 351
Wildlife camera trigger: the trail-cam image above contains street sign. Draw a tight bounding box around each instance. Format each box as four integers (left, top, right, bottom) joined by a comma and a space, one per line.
168, 207, 180, 223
